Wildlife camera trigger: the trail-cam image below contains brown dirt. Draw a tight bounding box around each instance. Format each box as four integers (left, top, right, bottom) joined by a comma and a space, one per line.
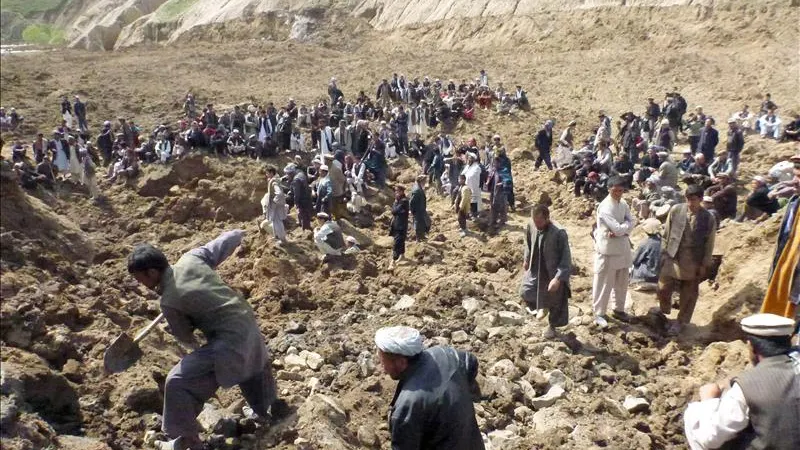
1, 2, 800, 449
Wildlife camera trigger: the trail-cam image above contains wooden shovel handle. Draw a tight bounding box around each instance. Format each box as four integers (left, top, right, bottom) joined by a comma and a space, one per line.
133, 313, 166, 344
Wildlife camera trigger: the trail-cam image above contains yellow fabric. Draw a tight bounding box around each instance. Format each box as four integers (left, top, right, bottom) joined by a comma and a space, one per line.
761, 209, 800, 318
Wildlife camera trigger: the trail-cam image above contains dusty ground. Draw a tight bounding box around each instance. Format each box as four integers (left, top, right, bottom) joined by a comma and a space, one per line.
1, 4, 800, 450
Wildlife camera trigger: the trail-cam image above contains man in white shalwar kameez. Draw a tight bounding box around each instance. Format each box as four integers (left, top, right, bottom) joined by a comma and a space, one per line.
462, 152, 483, 217
591, 176, 635, 328
319, 119, 334, 158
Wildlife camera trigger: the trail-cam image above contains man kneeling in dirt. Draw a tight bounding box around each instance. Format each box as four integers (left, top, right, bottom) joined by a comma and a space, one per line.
127, 230, 287, 450
684, 313, 799, 450
375, 326, 485, 450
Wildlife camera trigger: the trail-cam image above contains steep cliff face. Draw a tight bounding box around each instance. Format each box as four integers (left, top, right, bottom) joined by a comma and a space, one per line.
3, 0, 791, 51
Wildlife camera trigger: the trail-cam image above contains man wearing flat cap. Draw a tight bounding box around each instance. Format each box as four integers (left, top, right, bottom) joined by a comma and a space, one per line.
657, 184, 717, 335
374, 326, 484, 450
684, 313, 799, 450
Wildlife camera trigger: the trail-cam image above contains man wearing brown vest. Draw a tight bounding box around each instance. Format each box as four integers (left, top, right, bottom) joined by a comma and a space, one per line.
684, 313, 800, 450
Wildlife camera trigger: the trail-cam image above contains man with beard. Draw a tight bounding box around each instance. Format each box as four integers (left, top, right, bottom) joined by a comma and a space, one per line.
519, 204, 573, 339
684, 313, 799, 450
374, 326, 484, 450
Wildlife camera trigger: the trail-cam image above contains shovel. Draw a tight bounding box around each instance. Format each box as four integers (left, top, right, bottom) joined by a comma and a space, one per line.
104, 313, 165, 373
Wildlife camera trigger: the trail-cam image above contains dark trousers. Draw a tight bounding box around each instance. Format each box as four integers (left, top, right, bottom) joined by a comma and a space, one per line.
457, 211, 468, 230
535, 150, 553, 170
626, 146, 639, 164
298, 207, 312, 230
77, 116, 88, 132
505, 186, 515, 211
393, 233, 406, 260
470, 202, 478, 218
689, 135, 700, 153
397, 134, 409, 154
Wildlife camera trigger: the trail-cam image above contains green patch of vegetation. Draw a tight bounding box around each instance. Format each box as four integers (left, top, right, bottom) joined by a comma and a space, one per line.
153, 0, 199, 23
1, 0, 67, 18
21, 23, 66, 45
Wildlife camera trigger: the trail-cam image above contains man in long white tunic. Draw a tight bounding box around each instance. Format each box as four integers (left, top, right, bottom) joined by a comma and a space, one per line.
462, 152, 482, 216
592, 176, 635, 328
319, 119, 334, 157
260, 166, 287, 244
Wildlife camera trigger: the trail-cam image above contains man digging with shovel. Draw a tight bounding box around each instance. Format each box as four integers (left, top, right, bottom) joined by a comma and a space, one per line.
124, 229, 287, 450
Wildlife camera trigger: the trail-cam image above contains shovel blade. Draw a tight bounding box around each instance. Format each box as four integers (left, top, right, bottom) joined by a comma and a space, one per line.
103, 332, 144, 374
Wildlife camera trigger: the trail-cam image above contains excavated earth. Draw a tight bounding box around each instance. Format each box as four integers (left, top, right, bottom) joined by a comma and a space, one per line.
1, 1, 799, 449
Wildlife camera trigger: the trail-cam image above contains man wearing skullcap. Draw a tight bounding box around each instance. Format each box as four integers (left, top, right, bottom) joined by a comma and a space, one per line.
313, 212, 345, 257
726, 118, 745, 177
657, 184, 716, 335
684, 313, 799, 450
591, 176, 636, 328
374, 326, 484, 450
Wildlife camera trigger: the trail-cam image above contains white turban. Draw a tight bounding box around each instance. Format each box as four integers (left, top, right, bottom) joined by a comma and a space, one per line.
375, 326, 423, 356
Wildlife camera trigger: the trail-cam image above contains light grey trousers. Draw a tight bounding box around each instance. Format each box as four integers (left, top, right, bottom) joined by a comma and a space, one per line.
162, 346, 277, 438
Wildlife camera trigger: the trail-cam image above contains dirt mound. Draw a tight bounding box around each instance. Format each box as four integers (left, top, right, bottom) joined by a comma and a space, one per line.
1, 0, 799, 448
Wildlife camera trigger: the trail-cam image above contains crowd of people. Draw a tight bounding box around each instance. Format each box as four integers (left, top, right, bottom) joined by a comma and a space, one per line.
2, 70, 799, 450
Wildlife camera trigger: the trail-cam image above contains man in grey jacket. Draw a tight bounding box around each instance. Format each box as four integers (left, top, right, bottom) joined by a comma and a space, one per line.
127, 230, 286, 450
657, 184, 716, 335
375, 326, 484, 450
519, 204, 573, 339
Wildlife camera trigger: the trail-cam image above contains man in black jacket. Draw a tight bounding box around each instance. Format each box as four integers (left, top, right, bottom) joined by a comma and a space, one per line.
73, 95, 88, 132
535, 120, 554, 170
409, 176, 429, 242
375, 326, 484, 450
285, 163, 313, 231
389, 185, 409, 269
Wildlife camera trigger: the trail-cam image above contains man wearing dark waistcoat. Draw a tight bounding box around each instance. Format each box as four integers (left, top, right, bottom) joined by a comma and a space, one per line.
684, 313, 800, 450
375, 326, 485, 450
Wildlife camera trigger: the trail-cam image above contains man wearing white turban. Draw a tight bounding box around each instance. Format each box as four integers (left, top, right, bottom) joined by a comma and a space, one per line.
375, 326, 485, 450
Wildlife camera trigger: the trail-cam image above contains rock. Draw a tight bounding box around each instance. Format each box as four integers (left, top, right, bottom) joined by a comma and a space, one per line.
531, 408, 575, 434
475, 312, 498, 328
197, 403, 226, 432
61, 359, 83, 383
284, 354, 307, 369
392, 295, 416, 310
513, 405, 533, 422
477, 257, 500, 273
545, 369, 572, 391
497, 311, 525, 326
56, 436, 113, 450
277, 370, 304, 381
213, 417, 238, 437
524, 367, 549, 390
285, 320, 307, 334
451, 330, 470, 343
357, 351, 375, 377
622, 396, 650, 414
0, 397, 19, 431
474, 327, 489, 340
487, 326, 509, 338
301, 350, 325, 370
530, 385, 566, 410
357, 424, 380, 448
300, 394, 348, 427
462, 297, 482, 315
488, 429, 519, 448
122, 386, 162, 413
489, 359, 521, 381
339, 219, 374, 248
